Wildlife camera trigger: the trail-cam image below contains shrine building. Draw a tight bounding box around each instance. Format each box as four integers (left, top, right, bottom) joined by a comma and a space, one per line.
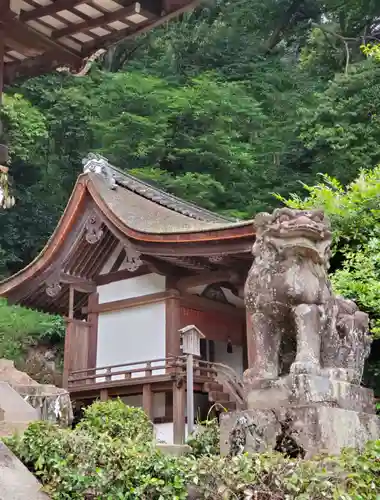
0, 154, 256, 443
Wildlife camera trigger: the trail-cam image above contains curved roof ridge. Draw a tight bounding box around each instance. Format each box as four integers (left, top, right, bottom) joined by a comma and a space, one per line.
82, 153, 236, 224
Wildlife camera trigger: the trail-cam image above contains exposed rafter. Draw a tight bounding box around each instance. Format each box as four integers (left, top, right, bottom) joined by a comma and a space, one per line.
1, 0, 200, 85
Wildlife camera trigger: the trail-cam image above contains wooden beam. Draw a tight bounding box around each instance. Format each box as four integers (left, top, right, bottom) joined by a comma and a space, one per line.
83, 290, 180, 315
20, 0, 84, 21
6, 18, 82, 66
80, 0, 200, 58
61, 273, 96, 294
95, 266, 149, 286
0, 0, 10, 20
180, 292, 245, 319
176, 270, 241, 292
53, 4, 140, 40
143, 256, 187, 277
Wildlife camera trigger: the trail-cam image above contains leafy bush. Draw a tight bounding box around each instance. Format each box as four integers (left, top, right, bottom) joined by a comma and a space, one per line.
191, 441, 380, 499
0, 298, 65, 363
6, 400, 380, 499
187, 417, 220, 457
276, 167, 380, 337
76, 399, 154, 442
6, 401, 188, 499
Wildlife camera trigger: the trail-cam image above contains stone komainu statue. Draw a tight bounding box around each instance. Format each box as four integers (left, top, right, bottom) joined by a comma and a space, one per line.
244, 208, 372, 383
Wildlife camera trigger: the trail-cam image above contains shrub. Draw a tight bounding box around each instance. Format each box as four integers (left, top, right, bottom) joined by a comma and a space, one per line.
187, 417, 220, 457
76, 399, 154, 442
6, 402, 187, 499
0, 298, 65, 363
6, 400, 380, 499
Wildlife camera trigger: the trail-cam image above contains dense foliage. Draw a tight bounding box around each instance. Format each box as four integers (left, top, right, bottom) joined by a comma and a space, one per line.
278, 166, 380, 335
1, 0, 380, 381
2, 0, 380, 278
6, 400, 380, 499
0, 298, 65, 363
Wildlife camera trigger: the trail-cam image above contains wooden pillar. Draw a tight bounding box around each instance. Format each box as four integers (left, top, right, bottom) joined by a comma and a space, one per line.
165, 290, 181, 359
100, 388, 108, 401
142, 384, 153, 420
62, 319, 72, 389
173, 379, 185, 444
0, 24, 4, 103
87, 292, 99, 370
0, 23, 8, 178
68, 286, 75, 319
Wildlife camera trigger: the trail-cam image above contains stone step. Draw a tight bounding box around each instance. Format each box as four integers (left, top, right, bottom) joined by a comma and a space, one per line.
208, 391, 230, 402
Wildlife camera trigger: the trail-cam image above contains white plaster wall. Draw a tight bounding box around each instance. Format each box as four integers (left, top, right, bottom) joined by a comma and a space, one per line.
96, 302, 166, 379
122, 392, 166, 419
155, 423, 196, 444
98, 273, 166, 304
213, 341, 244, 377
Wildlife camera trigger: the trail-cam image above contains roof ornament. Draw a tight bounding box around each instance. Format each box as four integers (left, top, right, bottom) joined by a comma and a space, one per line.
124, 240, 143, 272
85, 212, 104, 244
45, 274, 62, 298
82, 153, 117, 190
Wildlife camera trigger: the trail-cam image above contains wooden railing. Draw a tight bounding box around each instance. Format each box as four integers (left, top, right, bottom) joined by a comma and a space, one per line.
197, 359, 246, 409
68, 356, 217, 387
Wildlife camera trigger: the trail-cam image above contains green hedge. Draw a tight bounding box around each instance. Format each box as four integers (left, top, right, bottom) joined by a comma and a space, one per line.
5, 400, 380, 499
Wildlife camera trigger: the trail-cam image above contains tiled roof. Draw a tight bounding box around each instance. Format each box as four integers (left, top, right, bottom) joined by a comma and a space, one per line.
84, 154, 253, 234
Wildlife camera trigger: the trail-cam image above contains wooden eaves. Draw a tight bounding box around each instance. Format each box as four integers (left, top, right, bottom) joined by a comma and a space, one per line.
0, 155, 255, 315
0, 0, 199, 85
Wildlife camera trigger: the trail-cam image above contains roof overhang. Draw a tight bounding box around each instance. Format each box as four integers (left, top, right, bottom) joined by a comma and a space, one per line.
1, 0, 199, 84
0, 164, 255, 312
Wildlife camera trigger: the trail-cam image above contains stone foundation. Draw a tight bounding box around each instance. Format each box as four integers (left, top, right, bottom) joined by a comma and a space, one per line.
244, 374, 376, 414
221, 374, 380, 458
220, 405, 380, 458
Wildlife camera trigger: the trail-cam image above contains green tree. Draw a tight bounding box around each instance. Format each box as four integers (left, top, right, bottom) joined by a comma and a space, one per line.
278, 166, 380, 334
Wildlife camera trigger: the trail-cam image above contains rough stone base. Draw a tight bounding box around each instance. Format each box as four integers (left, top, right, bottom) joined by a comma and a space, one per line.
244, 374, 375, 414
220, 406, 380, 458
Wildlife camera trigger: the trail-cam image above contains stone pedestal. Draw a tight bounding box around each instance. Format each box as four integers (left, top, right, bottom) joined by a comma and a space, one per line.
220, 374, 380, 458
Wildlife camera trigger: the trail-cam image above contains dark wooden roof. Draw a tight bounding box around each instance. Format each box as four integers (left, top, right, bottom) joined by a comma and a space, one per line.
1, 0, 198, 84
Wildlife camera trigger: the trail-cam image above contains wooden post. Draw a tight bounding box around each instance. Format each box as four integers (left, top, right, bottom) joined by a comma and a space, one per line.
87, 292, 99, 373
63, 286, 75, 389
186, 353, 194, 436
0, 24, 8, 168
68, 285, 75, 319
62, 319, 71, 389
142, 383, 153, 420
100, 388, 108, 401
165, 292, 181, 367
173, 380, 185, 444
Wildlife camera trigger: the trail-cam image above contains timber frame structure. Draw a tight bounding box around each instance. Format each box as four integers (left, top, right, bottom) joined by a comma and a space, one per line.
0, 0, 200, 199
0, 0, 199, 85
0, 154, 256, 442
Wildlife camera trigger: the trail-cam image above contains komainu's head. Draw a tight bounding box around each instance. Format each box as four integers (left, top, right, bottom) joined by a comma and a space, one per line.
253, 208, 332, 264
